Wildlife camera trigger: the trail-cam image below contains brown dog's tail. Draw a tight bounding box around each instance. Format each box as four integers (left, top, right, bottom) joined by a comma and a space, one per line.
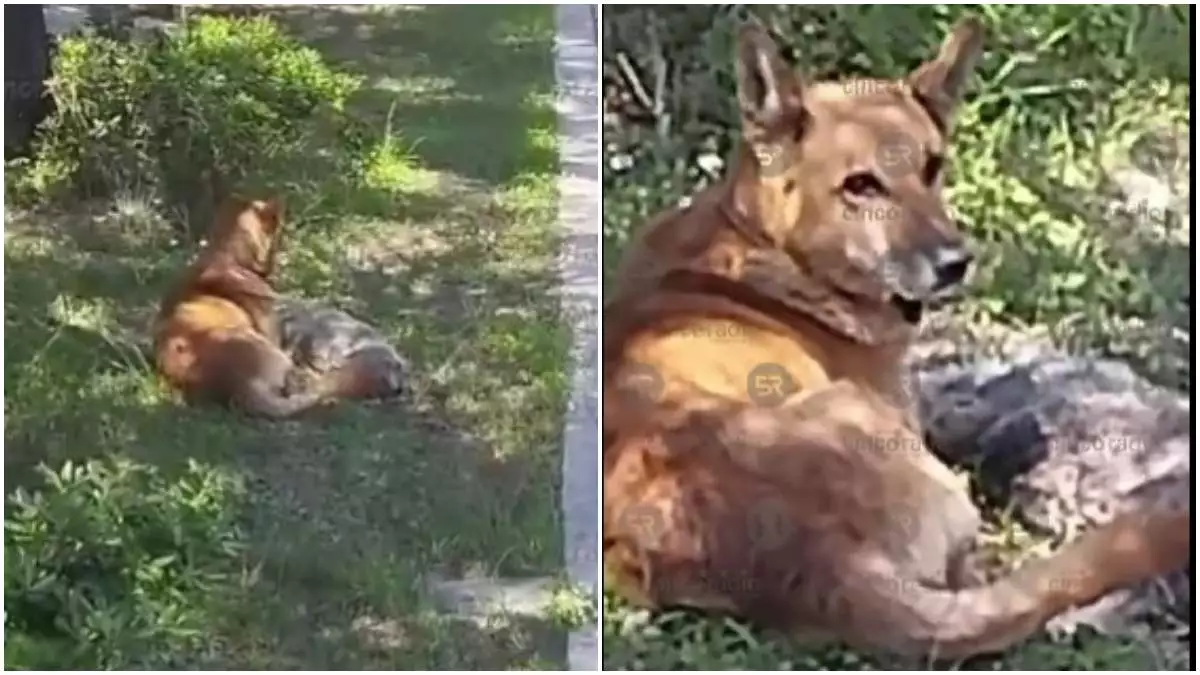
831, 508, 1189, 660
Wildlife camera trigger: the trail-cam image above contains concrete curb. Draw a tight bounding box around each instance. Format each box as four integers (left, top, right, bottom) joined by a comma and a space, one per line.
552, 4, 599, 671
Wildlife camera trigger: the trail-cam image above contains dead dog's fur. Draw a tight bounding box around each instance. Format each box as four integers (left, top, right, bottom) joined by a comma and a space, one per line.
602, 17, 1190, 660
275, 298, 409, 400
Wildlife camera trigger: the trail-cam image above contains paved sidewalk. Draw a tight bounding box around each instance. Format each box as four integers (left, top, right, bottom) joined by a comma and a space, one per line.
553, 4, 599, 671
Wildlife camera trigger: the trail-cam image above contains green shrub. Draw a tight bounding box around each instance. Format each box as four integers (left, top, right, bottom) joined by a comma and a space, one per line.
25, 35, 158, 200
21, 15, 364, 234
4, 457, 246, 670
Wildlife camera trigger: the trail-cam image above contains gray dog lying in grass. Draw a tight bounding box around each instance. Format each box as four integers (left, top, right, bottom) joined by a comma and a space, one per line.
915, 340, 1190, 638
274, 297, 410, 401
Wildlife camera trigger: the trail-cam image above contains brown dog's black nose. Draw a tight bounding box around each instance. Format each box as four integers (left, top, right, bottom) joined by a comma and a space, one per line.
932, 246, 973, 290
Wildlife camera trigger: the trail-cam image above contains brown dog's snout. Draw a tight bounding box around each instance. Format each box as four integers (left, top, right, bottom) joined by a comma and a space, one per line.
930, 245, 973, 291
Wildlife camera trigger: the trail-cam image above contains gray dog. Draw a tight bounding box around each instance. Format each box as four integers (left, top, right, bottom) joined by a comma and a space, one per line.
915, 343, 1190, 636
274, 297, 410, 400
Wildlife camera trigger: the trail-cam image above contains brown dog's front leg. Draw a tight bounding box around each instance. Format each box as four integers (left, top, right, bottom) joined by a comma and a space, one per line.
235, 346, 330, 419
235, 378, 326, 419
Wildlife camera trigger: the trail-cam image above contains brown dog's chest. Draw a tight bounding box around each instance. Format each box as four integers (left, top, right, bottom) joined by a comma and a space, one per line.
605, 307, 979, 588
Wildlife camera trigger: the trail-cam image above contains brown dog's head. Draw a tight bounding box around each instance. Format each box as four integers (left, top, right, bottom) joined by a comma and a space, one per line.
728, 17, 984, 319
208, 196, 285, 276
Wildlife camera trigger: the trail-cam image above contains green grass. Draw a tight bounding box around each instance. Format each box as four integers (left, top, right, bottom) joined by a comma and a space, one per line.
601, 4, 1190, 671
5, 5, 575, 669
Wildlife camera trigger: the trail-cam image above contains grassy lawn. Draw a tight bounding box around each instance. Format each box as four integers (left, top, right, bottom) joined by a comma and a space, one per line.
601, 5, 1190, 671
6, 5, 578, 669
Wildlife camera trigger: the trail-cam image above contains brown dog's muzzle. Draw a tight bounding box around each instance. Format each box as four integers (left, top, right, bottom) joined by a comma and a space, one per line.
884, 220, 973, 303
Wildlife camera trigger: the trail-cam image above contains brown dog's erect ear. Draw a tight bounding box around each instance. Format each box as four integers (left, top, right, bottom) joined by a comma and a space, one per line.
253, 198, 283, 227
735, 18, 805, 170
907, 17, 985, 130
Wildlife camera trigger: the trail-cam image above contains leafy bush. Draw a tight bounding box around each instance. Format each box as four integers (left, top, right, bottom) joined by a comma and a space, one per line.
17, 15, 364, 234
8, 35, 157, 202
5, 458, 246, 670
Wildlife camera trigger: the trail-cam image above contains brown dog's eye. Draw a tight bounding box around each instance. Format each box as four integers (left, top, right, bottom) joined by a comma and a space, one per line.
922, 154, 945, 185
841, 172, 885, 198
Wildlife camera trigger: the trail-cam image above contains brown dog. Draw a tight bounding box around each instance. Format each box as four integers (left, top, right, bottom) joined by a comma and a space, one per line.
603, 17, 1190, 660
153, 197, 330, 418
